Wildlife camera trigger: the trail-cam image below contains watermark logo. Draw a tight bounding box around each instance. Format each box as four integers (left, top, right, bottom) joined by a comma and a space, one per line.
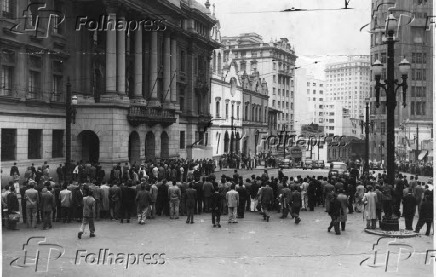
10, 236, 65, 272
10, 2, 65, 38
360, 237, 415, 272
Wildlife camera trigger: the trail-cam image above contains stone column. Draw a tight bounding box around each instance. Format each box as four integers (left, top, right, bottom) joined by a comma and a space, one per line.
105, 12, 117, 94
163, 33, 171, 106
170, 37, 177, 105
117, 15, 126, 95
148, 31, 160, 106
134, 28, 143, 100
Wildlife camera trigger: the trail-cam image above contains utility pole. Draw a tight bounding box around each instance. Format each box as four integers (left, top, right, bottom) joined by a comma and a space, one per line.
65, 79, 72, 184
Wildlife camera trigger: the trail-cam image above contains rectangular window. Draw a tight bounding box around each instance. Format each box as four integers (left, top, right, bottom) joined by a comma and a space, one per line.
410, 102, 415, 115
1, 129, 16, 161
180, 131, 185, 149
421, 102, 426, 115
28, 129, 43, 159
52, 130, 64, 158
1, 65, 13, 96
2, 0, 16, 19
180, 51, 185, 72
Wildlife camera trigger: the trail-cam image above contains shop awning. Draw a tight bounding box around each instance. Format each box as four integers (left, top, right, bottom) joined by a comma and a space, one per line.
418, 150, 428, 160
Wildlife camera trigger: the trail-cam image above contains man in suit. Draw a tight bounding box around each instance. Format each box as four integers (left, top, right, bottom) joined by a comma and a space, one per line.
260, 183, 273, 222
280, 183, 292, 218
73, 184, 84, 222
185, 183, 197, 224
226, 183, 239, 223
41, 187, 55, 230
202, 177, 214, 213
78, 186, 96, 239
402, 189, 417, 230
211, 185, 222, 228
109, 183, 121, 220
120, 181, 135, 223
336, 189, 348, 231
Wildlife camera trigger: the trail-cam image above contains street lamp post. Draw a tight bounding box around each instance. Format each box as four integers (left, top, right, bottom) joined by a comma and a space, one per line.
65, 78, 77, 184
360, 99, 374, 176
372, 13, 411, 185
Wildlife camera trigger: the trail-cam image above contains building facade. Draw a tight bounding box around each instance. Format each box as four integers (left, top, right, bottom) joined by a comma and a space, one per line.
325, 56, 371, 119
221, 33, 297, 133
0, 0, 220, 185
369, 0, 433, 163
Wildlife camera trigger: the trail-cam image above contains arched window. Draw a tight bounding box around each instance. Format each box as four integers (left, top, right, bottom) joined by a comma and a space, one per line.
215, 101, 220, 117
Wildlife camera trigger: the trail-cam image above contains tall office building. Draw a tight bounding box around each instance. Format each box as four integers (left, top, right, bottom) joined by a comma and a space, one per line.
369, 0, 433, 162
325, 56, 371, 119
221, 33, 297, 134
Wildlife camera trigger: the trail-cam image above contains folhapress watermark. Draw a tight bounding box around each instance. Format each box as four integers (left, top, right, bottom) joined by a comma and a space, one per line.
75, 15, 167, 36
10, 237, 166, 273
75, 249, 166, 269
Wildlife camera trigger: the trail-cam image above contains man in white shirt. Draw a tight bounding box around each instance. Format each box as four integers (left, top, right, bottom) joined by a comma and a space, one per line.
59, 184, 72, 222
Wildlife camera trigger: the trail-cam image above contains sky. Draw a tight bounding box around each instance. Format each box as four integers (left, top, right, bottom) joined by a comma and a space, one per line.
213, 0, 371, 79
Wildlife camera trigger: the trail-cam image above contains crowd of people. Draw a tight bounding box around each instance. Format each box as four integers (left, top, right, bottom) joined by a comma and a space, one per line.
1, 159, 433, 239
397, 161, 433, 177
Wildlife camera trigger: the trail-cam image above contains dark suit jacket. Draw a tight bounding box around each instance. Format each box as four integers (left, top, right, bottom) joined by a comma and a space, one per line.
402, 194, 417, 217
260, 186, 274, 205
185, 188, 197, 208
41, 192, 55, 212
211, 192, 222, 212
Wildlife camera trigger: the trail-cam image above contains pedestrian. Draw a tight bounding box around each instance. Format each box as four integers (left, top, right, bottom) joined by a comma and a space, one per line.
327, 193, 343, 235
337, 189, 348, 231
149, 180, 158, 219
211, 185, 222, 228
100, 182, 110, 219
236, 181, 247, 219
6, 186, 20, 230
415, 194, 433, 236
168, 181, 181, 219
72, 184, 84, 222
202, 176, 213, 213
109, 182, 121, 220
59, 183, 72, 223
185, 182, 196, 224
354, 181, 365, 213
120, 181, 135, 223
300, 179, 309, 211
136, 183, 151, 225
290, 187, 302, 224
226, 183, 239, 223
324, 180, 335, 213
78, 186, 96, 239
41, 187, 55, 230
280, 183, 291, 218
24, 182, 39, 228
363, 186, 377, 229
381, 179, 394, 219
402, 189, 417, 230
260, 182, 273, 222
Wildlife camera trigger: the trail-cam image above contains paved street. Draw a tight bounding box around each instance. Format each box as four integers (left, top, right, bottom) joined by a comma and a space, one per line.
2, 167, 434, 277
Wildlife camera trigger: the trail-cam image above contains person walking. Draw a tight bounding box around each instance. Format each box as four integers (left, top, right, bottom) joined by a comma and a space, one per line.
78, 186, 96, 239
280, 184, 291, 218
135, 184, 151, 225
185, 183, 197, 224
337, 189, 348, 231
328, 193, 343, 235
211, 186, 222, 228
415, 194, 433, 236
226, 183, 239, 223
363, 186, 377, 229
260, 183, 273, 222
402, 189, 417, 231
168, 181, 181, 219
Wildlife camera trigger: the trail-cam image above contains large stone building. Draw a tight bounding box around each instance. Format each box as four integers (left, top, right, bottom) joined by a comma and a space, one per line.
210, 43, 269, 160
221, 33, 297, 134
0, 0, 220, 185
369, 0, 433, 163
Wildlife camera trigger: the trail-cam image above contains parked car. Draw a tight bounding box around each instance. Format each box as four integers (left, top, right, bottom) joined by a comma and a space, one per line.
315, 160, 325, 169
328, 162, 348, 178
303, 159, 313, 170
278, 158, 292, 169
